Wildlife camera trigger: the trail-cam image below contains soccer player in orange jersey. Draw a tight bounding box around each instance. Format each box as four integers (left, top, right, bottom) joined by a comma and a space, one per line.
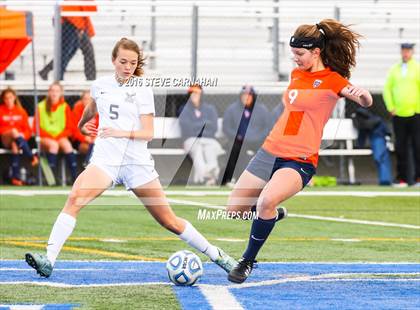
0, 88, 38, 185
72, 90, 98, 165
227, 19, 373, 283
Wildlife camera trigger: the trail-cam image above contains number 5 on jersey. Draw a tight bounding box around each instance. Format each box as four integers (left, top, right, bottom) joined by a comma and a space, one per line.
110, 104, 119, 120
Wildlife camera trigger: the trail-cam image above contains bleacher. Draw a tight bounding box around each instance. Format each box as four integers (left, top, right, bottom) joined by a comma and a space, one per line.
0, 0, 416, 185
2, 0, 419, 92
0, 116, 373, 185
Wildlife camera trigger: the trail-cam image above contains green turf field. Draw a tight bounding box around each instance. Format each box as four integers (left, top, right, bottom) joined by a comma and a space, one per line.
0, 186, 419, 309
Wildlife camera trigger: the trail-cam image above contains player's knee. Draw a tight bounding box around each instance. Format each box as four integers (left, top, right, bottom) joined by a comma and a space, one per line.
49, 144, 59, 153
257, 196, 278, 212
79, 143, 89, 154
11, 128, 19, 137
63, 146, 73, 154
66, 190, 87, 210
11, 143, 19, 154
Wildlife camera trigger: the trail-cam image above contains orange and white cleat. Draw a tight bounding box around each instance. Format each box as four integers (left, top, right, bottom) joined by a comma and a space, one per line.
31, 155, 39, 167
11, 178, 24, 186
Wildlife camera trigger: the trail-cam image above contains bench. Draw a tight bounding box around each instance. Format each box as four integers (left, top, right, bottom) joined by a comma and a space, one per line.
151, 117, 373, 184
0, 117, 373, 185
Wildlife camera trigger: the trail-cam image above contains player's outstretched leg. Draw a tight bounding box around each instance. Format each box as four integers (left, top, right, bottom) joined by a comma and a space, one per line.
179, 220, 237, 273
228, 168, 302, 283
132, 178, 238, 273
226, 171, 288, 222
25, 165, 112, 277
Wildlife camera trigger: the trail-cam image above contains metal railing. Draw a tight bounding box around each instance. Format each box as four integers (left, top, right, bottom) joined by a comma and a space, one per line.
0, 0, 419, 93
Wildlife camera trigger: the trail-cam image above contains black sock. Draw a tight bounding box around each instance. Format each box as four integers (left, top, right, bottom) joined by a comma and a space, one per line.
11, 154, 20, 179
65, 152, 77, 181
251, 205, 284, 222
242, 216, 276, 262
86, 144, 94, 163
15, 137, 33, 158
46, 153, 58, 170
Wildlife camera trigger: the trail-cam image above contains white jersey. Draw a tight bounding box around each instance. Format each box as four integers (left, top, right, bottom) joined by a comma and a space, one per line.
89, 75, 155, 166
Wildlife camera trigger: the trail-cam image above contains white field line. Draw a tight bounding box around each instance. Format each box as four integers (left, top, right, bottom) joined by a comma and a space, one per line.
225, 272, 420, 289
1, 189, 419, 197
0, 281, 170, 288
3, 268, 418, 276
1, 259, 419, 264
167, 198, 420, 230
200, 286, 244, 310
0, 268, 147, 271
0, 305, 43, 310
168, 198, 225, 210
298, 191, 420, 197
1, 261, 419, 265
2, 275, 418, 288
289, 214, 420, 230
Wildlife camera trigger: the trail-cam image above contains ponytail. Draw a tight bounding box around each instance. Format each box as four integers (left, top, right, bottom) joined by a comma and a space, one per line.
293, 19, 361, 79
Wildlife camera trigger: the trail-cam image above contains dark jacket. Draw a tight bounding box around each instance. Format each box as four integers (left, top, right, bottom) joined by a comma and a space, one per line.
351, 107, 391, 147
178, 101, 218, 139
222, 101, 270, 144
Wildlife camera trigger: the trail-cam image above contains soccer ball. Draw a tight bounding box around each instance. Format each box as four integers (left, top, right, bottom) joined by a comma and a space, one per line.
166, 250, 203, 286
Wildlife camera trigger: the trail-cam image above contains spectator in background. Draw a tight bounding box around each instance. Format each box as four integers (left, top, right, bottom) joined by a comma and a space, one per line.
383, 43, 420, 187
33, 82, 77, 182
351, 107, 393, 185
72, 90, 98, 166
221, 85, 270, 185
178, 84, 224, 185
0, 88, 38, 185
270, 96, 285, 129
39, 0, 97, 81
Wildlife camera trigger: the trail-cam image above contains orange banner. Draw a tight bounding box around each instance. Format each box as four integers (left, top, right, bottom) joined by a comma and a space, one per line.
0, 7, 33, 73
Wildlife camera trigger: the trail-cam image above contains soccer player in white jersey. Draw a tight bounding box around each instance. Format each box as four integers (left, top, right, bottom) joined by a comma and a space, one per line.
25, 38, 237, 278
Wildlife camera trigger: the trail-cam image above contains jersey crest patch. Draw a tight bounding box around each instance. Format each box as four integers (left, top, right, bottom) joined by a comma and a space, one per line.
125, 92, 136, 103
313, 79, 323, 88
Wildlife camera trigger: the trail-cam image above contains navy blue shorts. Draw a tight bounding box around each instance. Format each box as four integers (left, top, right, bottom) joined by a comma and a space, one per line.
246, 148, 316, 188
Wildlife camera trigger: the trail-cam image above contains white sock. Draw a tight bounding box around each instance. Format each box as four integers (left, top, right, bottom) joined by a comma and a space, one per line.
179, 221, 219, 261
46, 212, 76, 266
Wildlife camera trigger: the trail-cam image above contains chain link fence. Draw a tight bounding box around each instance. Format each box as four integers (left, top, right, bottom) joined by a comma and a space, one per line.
1, 0, 419, 185
3, 0, 419, 120
3, 0, 419, 90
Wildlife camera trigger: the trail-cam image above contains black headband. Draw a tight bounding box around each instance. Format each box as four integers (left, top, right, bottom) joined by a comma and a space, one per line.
289, 36, 325, 49
290, 24, 326, 49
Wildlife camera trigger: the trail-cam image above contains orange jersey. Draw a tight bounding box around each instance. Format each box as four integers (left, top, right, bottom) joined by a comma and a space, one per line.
61, 0, 97, 37
263, 68, 349, 167
0, 104, 32, 140
72, 100, 98, 143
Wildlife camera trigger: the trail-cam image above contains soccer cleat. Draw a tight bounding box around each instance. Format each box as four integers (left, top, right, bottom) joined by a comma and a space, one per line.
31, 155, 39, 167
228, 258, 256, 284
276, 206, 288, 222
212, 247, 238, 273
11, 178, 24, 186
392, 179, 408, 188
25, 253, 53, 278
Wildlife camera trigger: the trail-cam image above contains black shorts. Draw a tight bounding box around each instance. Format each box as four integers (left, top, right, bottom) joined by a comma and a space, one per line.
246, 148, 316, 188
